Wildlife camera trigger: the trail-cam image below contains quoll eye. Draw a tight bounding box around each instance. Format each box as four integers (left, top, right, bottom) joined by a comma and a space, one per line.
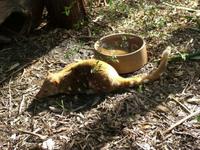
44, 89, 48, 92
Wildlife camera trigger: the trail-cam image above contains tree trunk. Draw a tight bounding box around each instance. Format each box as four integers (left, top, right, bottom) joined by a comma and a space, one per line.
0, 0, 44, 34
0, 0, 87, 36
45, 0, 87, 28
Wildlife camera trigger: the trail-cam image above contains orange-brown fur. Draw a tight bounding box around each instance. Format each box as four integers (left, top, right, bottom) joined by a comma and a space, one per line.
36, 49, 171, 99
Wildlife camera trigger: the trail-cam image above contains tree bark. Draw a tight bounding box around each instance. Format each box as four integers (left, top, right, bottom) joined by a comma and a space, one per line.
0, 0, 87, 35
45, 0, 87, 28
0, 0, 44, 34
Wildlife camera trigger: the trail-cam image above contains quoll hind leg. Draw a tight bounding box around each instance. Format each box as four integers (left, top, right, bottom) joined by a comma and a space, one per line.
133, 47, 171, 83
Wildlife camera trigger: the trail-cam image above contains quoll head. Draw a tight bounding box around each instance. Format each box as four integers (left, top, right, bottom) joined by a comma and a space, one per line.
36, 73, 59, 99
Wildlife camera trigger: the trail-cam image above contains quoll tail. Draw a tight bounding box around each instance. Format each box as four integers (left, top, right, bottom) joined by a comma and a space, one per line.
142, 46, 171, 82
117, 47, 171, 88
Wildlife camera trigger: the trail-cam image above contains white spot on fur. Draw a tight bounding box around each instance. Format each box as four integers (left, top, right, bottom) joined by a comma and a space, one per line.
143, 79, 149, 83
108, 67, 119, 86
108, 67, 118, 78
86, 89, 95, 94
68, 86, 72, 91
129, 81, 134, 86
113, 81, 120, 86
89, 81, 93, 87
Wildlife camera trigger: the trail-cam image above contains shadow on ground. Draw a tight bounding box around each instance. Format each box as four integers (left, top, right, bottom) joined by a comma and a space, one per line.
28, 63, 191, 149
1, 17, 200, 148
27, 26, 200, 149
0, 24, 72, 84
148, 27, 200, 56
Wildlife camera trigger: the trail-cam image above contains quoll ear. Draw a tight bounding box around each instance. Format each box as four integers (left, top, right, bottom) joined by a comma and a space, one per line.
47, 71, 59, 86
47, 71, 53, 78
51, 79, 59, 86
47, 71, 52, 76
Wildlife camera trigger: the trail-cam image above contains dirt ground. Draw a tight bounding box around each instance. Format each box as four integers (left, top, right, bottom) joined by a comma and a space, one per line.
0, 0, 200, 149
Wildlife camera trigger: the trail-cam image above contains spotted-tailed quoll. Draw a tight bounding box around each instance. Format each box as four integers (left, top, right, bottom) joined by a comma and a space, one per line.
36, 49, 171, 99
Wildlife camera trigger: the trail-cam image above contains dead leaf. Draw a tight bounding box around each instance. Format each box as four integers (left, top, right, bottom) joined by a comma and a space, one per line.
174, 70, 184, 77
155, 105, 171, 113
187, 96, 200, 105
7, 63, 20, 72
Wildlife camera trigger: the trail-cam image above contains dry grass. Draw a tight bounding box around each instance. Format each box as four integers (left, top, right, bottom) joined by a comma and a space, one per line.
0, 0, 200, 149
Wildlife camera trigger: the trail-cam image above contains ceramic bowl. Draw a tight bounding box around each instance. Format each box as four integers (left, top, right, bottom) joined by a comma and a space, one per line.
94, 33, 148, 74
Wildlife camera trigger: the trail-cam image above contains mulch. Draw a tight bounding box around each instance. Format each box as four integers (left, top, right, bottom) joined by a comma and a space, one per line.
0, 1, 200, 149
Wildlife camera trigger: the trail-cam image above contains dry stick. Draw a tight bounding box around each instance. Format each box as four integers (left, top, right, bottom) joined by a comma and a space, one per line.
170, 97, 191, 114
8, 79, 12, 117
2, 26, 42, 51
92, 20, 114, 31
163, 2, 200, 13
18, 95, 25, 115
78, 35, 98, 40
0, 59, 38, 85
0, 47, 13, 53
163, 109, 200, 135
182, 76, 194, 94
17, 128, 47, 140
0, 27, 45, 85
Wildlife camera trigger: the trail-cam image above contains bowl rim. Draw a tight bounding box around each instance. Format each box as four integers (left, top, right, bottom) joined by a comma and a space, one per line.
94, 33, 146, 57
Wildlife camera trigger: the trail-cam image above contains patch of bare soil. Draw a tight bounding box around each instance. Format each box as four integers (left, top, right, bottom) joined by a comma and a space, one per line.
1, 1, 200, 149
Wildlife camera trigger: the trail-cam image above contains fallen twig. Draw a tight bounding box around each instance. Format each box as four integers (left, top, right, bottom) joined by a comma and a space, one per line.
8, 79, 12, 117
170, 52, 200, 62
0, 47, 12, 53
2, 27, 44, 51
181, 76, 194, 94
163, 2, 200, 13
18, 95, 25, 115
169, 95, 191, 114
173, 131, 198, 138
17, 128, 47, 140
92, 20, 114, 31
163, 109, 200, 135
153, 51, 200, 63
78, 35, 98, 40
0, 59, 38, 85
